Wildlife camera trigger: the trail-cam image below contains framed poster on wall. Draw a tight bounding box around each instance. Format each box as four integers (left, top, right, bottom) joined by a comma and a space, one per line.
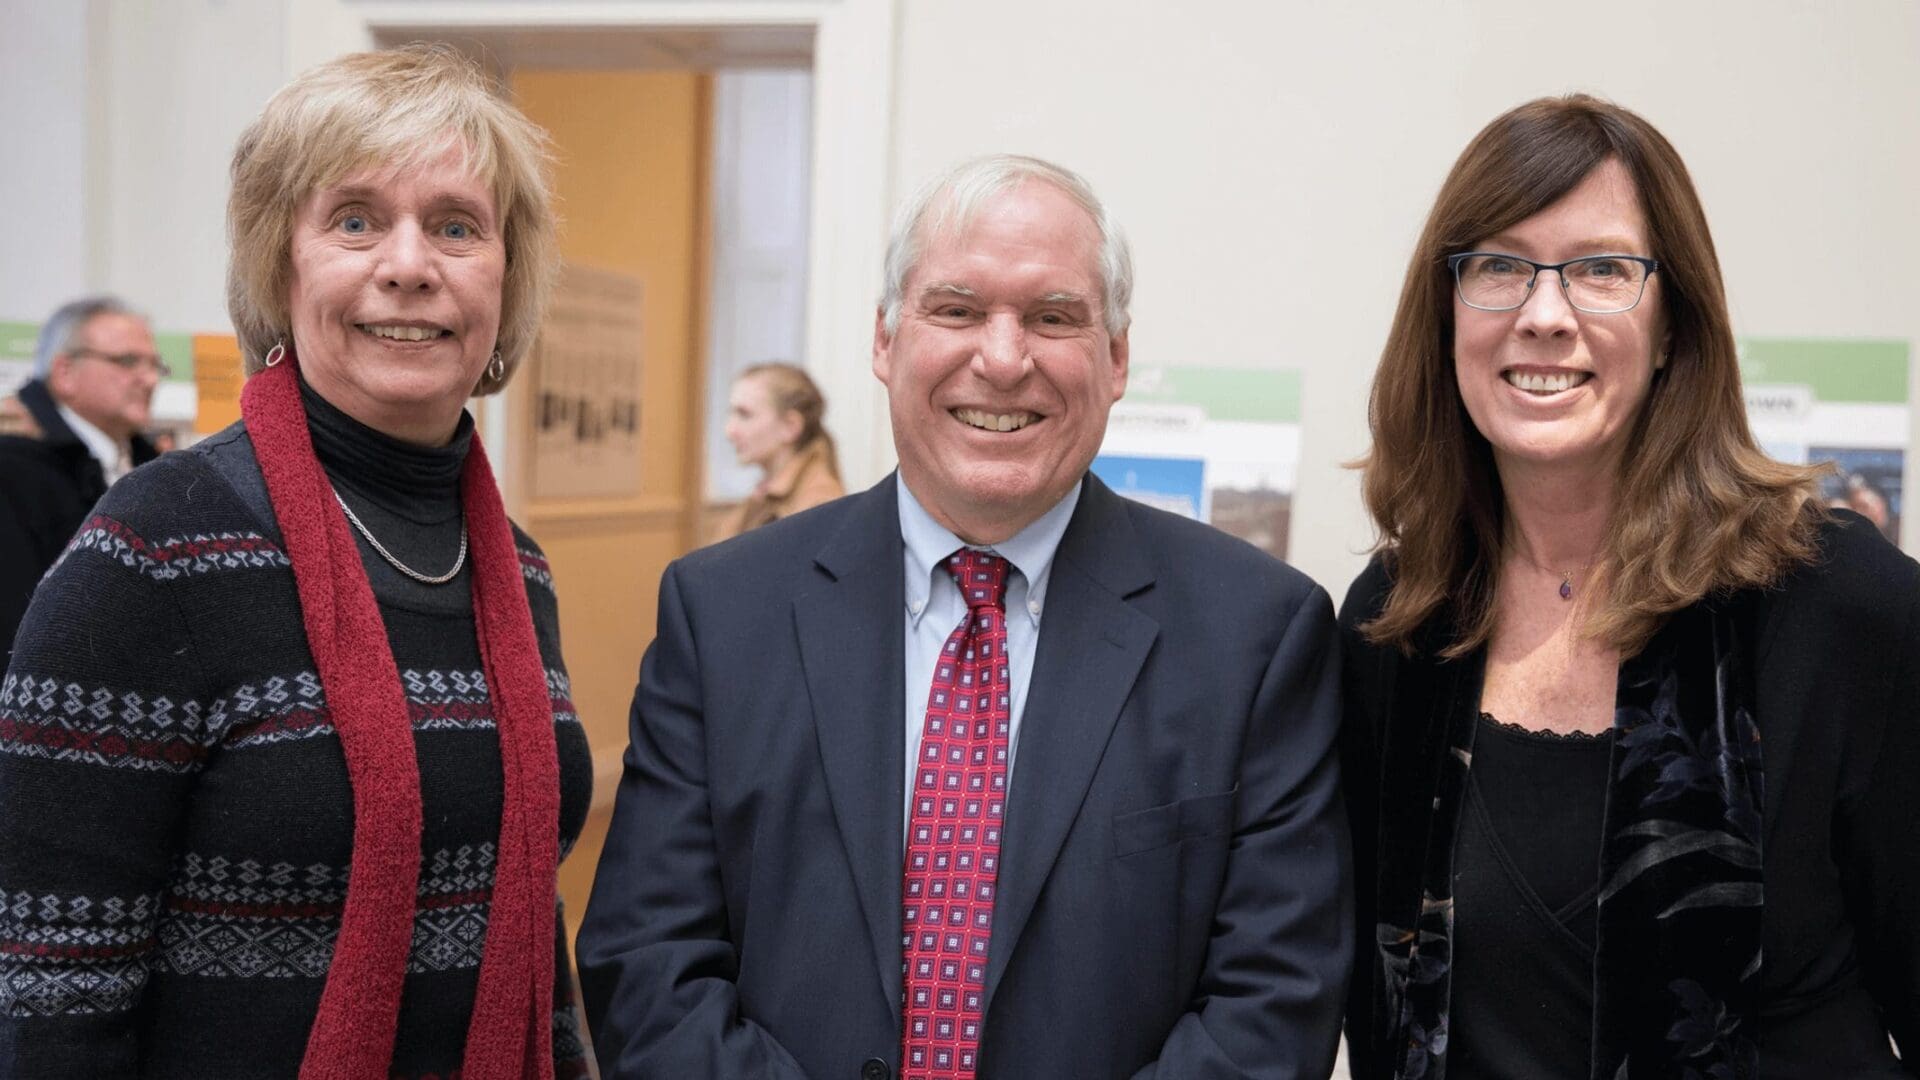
529, 263, 645, 501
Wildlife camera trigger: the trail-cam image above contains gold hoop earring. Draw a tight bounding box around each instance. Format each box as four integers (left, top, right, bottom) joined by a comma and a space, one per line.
486, 350, 505, 383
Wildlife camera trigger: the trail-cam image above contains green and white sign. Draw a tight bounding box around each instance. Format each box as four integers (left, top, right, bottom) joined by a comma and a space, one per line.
0, 321, 38, 399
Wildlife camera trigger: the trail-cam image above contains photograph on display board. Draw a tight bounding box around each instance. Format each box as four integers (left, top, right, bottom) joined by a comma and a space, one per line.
1087, 454, 1206, 521
1815, 447, 1901, 544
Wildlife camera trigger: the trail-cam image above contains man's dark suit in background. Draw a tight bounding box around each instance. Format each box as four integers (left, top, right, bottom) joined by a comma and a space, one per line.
0, 298, 162, 657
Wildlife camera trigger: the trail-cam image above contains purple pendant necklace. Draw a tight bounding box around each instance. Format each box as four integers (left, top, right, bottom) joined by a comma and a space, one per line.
1512, 534, 1589, 599
1514, 544, 1590, 602
1551, 561, 1594, 601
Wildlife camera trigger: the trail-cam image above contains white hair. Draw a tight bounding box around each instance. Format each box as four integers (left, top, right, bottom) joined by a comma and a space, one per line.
879, 154, 1133, 337
34, 296, 144, 377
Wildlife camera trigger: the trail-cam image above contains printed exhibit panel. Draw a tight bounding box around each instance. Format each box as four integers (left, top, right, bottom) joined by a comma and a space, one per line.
192, 334, 243, 434
1742, 339, 1910, 545
530, 262, 646, 501
1093, 365, 1301, 560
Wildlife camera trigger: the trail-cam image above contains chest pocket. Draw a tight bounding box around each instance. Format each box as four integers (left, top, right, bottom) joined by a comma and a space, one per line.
1111, 787, 1237, 858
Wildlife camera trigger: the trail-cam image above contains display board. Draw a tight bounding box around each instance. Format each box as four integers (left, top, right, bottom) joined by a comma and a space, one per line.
0, 322, 35, 400
530, 263, 646, 500
1093, 365, 1301, 559
1741, 338, 1910, 545
191, 334, 243, 434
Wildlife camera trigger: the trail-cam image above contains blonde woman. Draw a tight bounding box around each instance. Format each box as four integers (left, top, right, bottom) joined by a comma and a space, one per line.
0, 46, 593, 1078
713, 361, 844, 541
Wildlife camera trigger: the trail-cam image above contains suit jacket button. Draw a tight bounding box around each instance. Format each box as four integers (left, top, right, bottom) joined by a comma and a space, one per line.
860, 1058, 891, 1080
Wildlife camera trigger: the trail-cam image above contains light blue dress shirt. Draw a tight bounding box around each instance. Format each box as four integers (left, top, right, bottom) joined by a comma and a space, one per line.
897, 478, 1082, 831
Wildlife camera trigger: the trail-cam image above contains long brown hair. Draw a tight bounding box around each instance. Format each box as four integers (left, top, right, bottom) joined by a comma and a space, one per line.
739, 362, 841, 482
1359, 94, 1822, 657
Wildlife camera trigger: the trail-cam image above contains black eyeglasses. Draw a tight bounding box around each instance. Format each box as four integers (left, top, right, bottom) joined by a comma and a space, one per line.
67, 348, 172, 378
1448, 252, 1660, 314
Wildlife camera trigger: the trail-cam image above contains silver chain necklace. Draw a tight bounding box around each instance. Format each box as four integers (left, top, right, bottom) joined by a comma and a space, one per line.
330, 485, 468, 585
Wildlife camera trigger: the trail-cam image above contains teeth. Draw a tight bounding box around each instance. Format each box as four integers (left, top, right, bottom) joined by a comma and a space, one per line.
1505, 370, 1585, 394
953, 408, 1038, 432
361, 324, 444, 341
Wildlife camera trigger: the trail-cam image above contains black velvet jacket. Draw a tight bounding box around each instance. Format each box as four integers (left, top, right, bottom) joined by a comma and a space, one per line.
1339, 512, 1918, 1079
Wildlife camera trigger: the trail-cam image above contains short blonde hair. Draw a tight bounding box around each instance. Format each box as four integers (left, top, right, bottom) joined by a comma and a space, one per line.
226, 43, 557, 394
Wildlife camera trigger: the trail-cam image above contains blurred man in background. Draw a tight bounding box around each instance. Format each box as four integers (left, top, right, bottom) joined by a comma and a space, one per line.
0, 296, 163, 656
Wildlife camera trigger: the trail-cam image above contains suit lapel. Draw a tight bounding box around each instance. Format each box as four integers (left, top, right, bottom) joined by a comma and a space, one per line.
983, 478, 1158, 1014
794, 476, 909, 1021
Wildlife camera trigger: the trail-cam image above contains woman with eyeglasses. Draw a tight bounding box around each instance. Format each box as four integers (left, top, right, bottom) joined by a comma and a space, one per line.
0, 46, 594, 1078
1340, 94, 1918, 1078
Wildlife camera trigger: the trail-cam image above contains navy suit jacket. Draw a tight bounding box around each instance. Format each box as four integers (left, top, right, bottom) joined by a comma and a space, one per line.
577, 474, 1351, 1079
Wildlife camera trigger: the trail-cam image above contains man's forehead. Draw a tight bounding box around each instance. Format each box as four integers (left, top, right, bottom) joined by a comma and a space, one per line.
78, 313, 154, 346
912, 204, 1101, 288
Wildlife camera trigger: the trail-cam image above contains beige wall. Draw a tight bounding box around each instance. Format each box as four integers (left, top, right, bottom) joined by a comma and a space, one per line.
885, 0, 1920, 600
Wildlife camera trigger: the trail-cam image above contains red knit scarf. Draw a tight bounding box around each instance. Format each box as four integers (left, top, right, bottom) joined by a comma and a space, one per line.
241, 358, 560, 1080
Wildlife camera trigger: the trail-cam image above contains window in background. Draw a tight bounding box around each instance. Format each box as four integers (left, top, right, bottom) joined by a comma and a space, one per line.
703, 69, 814, 503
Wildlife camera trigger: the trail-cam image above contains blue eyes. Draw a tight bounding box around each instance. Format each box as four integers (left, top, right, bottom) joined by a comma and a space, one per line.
332, 214, 478, 240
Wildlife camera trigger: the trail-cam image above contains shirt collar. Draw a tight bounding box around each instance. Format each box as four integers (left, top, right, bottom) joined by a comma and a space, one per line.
55, 401, 126, 478
898, 476, 1082, 629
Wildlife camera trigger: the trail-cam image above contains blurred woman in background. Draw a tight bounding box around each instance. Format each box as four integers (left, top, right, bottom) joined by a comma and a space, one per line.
0, 45, 593, 1078
1341, 94, 1918, 1079
713, 361, 843, 541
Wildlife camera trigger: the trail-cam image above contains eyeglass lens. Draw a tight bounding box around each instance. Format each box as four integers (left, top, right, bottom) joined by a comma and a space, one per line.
75, 349, 171, 377
1455, 255, 1650, 313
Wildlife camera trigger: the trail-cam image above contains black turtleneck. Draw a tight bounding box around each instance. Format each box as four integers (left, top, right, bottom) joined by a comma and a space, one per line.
300, 378, 474, 612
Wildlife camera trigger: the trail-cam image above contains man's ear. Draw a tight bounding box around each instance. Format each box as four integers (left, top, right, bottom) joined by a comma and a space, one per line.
872, 307, 894, 385
1108, 328, 1130, 402
45, 354, 76, 398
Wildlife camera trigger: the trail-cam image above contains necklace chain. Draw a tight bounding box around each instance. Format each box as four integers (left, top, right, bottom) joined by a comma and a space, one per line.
330, 486, 468, 585
1512, 547, 1593, 602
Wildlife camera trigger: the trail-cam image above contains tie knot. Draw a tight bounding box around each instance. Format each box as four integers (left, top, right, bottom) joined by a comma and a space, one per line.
945, 549, 1010, 611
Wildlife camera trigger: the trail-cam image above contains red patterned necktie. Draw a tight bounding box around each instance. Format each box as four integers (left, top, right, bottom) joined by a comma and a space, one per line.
901, 549, 1012, 1080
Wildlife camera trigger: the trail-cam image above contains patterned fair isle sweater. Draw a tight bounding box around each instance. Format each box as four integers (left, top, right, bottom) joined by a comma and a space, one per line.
0, 416, 595, 1079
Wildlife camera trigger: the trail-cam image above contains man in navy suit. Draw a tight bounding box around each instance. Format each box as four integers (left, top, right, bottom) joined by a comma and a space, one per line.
578, 155, 1351, 1079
